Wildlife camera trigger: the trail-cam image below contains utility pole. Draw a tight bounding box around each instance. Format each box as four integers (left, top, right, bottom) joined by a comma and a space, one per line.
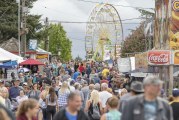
44, 17, 49, 51
16, 0, 21, 56
21, 0, 27, 57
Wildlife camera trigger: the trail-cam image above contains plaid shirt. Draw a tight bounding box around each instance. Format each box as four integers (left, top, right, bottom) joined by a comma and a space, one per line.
58, 90, 70, 107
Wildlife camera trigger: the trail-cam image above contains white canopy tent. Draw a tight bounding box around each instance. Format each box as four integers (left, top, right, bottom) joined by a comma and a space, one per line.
36, 47, 51, 54
0, 54, 11, 62
0, 48, 24, 63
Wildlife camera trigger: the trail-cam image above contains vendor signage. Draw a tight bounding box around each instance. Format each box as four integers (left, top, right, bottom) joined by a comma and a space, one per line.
36, 54, 48, 59
29, 39, 37, 50
148, 50, 170, 65
135, 52, 148, 70
117, 57, 131, 73
174, 50, 179, 64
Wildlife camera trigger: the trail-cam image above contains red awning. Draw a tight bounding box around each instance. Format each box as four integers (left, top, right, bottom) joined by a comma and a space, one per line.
19, 58, 44, 66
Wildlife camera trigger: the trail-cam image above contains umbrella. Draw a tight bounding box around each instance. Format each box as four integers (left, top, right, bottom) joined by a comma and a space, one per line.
18, 67, 30, 73
19, 58, 44, 66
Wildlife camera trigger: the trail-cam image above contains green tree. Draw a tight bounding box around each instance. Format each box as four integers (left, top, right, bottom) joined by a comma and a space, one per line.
121, 22, 146, 57
137, 9, 155, 18
0, 0, 42, 42
121, 9, 154, 57
48, 24, 72, 62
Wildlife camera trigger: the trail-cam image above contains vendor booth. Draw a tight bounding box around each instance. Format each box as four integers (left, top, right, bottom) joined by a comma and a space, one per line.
0, 47, 23, 80
36, 47, 51, 63
19, 58, 44, 74
0, 48, 23, 63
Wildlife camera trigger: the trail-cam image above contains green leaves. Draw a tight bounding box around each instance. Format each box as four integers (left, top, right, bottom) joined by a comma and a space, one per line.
0, 0, 42, 43
121, 22, 146, 57
48, 24, 72, 62
137, 8, 155, 18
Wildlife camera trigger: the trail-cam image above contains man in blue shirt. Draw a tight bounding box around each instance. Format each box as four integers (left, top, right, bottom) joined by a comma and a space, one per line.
73, 70, 80, 80
9, 79, 21, 99
53, 92, 89, 120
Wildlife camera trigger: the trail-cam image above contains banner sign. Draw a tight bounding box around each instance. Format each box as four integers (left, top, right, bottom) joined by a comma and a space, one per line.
117, 58, 131, 73
103, 45, 114, 61
29, 39, 37, 50
155, 0, 170, 49
148, 50, 171, 65
170, 0, 179, 50
36, 54, 48, 59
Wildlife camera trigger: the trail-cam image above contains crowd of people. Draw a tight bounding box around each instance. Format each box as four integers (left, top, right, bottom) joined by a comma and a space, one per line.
0, 60, 179, 120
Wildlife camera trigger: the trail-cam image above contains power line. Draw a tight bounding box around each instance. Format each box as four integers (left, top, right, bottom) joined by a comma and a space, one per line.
45, 21, 141, 24
76, 0, 154, 10
40, 17, 145, 24
40, 6, 85, 20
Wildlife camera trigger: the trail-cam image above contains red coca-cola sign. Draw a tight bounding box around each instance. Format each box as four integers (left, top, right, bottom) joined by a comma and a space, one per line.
148, 50, 170, 65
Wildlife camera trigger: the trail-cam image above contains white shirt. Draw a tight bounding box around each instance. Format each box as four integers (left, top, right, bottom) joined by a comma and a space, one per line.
99, 91, 112, 108
16, 95, 28, 104
69, 86, 75, 92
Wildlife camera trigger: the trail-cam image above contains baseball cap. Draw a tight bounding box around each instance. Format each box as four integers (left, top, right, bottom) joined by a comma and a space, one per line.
143, 75, 163, 86
172, 88, 179, 97
23, 82, 28, 86
130, 81, 144, 93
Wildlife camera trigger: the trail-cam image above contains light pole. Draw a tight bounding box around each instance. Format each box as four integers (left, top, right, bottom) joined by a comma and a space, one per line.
16, 0, 21, 56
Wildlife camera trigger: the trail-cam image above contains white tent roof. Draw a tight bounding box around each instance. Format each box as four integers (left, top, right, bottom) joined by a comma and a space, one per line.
0, 54, 11, 62
36, 47, 51, 54
0, 48, 24, 63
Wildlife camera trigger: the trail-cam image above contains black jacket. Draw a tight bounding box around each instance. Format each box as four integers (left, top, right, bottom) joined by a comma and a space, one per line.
53, 108, 89, 120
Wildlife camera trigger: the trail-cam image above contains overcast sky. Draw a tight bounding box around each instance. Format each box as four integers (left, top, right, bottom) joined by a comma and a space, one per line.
31, 0, 155, 59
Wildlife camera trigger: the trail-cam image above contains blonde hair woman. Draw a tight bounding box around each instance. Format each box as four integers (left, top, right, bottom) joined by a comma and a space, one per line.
85, 90, 102, 120
58, 81, 70, 109
0, 87, 8, 105
0, 89, 5, 105
39, 85, 49, 120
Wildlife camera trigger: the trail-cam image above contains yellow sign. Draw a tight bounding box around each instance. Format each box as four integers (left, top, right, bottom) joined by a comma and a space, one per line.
174, 51, 179, 64
36, 54, 48, 59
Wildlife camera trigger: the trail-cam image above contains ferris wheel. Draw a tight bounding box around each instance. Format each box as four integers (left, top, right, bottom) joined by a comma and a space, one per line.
85, 3, 123, 61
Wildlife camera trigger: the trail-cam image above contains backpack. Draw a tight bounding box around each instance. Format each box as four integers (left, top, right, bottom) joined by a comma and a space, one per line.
88, 101, 101, 120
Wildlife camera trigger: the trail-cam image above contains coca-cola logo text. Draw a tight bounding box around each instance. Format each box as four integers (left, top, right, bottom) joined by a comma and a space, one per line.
148, 51, 170, 65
